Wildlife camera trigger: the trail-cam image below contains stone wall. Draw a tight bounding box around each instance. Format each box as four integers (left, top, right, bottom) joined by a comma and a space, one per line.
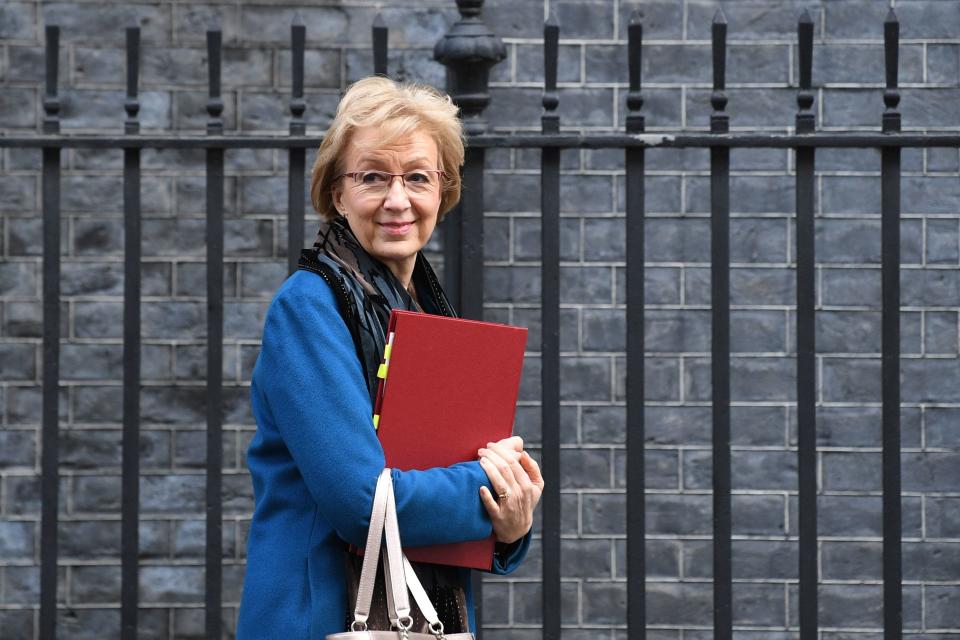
1, 0, 960, 638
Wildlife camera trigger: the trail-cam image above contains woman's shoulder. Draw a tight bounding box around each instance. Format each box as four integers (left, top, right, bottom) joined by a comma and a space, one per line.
261, 269, 346, 339
271, 268, 338, 309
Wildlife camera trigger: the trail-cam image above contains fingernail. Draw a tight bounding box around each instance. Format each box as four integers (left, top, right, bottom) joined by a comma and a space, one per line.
478, 448, 486, 455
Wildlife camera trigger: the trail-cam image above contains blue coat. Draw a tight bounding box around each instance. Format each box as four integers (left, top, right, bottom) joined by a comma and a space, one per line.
237, 271, 529, 639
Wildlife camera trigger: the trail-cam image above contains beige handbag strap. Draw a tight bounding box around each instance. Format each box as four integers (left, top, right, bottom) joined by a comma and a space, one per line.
382, 476, 447, 636
351, 470, 391, 629
353, 469, 451, 637
381, 476, 411, 629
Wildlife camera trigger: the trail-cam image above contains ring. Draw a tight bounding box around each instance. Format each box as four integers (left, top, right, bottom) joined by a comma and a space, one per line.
497, 489, 511, 501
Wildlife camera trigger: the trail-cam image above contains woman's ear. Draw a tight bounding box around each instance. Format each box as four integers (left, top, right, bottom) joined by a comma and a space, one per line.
331, 186, 345, 216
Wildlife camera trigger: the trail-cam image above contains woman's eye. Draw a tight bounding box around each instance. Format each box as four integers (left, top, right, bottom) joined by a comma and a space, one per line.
360, 172, 387, 184
406, 172, 429, 183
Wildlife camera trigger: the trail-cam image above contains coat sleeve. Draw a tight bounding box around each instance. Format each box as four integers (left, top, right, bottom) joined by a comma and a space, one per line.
252, 273, 506, 551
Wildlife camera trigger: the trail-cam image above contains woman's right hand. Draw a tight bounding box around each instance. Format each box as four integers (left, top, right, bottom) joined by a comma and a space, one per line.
477, 437, 544, 544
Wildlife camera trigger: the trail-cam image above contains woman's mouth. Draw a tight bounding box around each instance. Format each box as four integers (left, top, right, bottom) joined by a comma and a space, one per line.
380, 221, 413, 236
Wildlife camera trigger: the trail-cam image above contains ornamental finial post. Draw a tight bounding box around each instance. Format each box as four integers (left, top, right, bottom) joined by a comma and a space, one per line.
883, 8, 901, 133
125, 24, 140, 134
796, 10, 815, 134
43, 25, 60, 134
433, 0, 506, 135
626, 10, 644, 134
206, 27, 224, 135
710, 9, 728, 134
289, 15, 306, 135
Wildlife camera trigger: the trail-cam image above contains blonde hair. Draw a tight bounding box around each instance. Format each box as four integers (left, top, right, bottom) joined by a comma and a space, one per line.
310, 76, 465, 221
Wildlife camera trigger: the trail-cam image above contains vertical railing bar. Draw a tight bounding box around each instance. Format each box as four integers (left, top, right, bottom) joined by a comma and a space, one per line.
39, 23, 62, 640
881, 9, 903, 640
440, 200, 463, 309
288, 16, 306, 274
625, 9, 646, 639
795, 10, 818, 640
540, 12, 561, 640
442, 202, 463, 310
710, 9, 732, 640
459, 156, 485, 322
373, 13, 388, 77
205, 26, 225, 640
462, 145, 486, 636
121, 22, 142, 640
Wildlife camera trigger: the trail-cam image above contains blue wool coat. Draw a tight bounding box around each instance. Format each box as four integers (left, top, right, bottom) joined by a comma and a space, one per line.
237, 271, 529, 639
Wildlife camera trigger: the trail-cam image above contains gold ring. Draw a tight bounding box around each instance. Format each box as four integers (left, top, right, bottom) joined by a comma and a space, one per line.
498, 489, 511, 501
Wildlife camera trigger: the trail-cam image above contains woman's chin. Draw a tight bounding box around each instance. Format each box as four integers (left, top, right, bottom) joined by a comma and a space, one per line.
371, 241, 420, 265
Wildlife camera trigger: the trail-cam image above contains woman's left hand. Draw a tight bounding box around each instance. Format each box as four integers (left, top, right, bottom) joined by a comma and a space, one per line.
477, 440, 544, 544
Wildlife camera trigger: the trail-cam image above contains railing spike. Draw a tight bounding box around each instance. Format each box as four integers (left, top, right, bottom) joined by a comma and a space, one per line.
207, 28, 224, 134
542, 11, 559, 135
626, 8, 644, 134
43, 25, 60, 134
125, 25, 141, 134
373, 13, 388, 77
711, 8, 728, 133
796, 10, 814, 134
290, 16, 306, 135
292, 12, 305, 27
883, 7, 900, 133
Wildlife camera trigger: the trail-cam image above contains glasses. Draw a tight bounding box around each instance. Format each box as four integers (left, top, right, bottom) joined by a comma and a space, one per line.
336, 170, 445, 197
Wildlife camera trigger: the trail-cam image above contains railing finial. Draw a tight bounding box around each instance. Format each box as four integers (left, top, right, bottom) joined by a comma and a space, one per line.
125, 24, 141, 134
373, 13, 388, 77
207, 27, 224, 135
433, 0, 506, 135
43, 24, 60, 134
626, 10, 644, 134
542, 12, 559, 135
290, 16, 306, 135
711, 8, 728, 133
796, 9, 814, 134
883, 8, 901, 133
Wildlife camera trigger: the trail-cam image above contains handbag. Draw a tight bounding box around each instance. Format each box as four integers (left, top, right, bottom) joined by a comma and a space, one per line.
327, 469, 475, 640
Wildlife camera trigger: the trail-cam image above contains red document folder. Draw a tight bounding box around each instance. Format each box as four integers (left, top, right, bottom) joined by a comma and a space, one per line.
374, 309, 528, 570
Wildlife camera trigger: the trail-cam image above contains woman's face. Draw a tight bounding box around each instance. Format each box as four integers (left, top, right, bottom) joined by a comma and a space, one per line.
332, 127, 442, 286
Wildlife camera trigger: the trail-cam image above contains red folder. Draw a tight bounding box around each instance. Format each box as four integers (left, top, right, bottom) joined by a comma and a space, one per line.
374, 309, 528, 570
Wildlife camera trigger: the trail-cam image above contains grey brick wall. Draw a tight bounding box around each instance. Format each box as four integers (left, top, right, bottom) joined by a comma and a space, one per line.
2, 0, 960, 638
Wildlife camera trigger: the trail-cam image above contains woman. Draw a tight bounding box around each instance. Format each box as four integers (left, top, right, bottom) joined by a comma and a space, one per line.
237, 76, 543, 639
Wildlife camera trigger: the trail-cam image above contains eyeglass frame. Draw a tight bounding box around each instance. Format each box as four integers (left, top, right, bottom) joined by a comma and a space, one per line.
334, 169, 447, 196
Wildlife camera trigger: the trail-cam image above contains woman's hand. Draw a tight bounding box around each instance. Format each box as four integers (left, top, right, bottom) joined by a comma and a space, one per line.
477, 438, 544, 544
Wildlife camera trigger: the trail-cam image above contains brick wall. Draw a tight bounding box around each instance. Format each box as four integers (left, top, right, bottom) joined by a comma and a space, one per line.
2, 0, 960, 638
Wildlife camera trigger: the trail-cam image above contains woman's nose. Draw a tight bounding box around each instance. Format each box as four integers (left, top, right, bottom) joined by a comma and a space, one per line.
382, 175, 411, 209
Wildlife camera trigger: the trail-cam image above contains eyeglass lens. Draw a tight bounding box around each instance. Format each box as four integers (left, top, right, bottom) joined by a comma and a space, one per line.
352, 171, 440, 195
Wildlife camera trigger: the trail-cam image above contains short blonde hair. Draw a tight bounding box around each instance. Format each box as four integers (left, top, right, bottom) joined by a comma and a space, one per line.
310, 76, 465, 221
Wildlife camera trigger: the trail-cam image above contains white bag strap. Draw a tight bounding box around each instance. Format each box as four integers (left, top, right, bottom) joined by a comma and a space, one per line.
351, 469, 391, 630
402, 555, 444, 631
381, 472, 412, 629
382, 476, 447, 637
355, 469, 449, 637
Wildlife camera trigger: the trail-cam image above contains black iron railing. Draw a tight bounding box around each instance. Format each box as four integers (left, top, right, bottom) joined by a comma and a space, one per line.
0, 2, 948, 639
